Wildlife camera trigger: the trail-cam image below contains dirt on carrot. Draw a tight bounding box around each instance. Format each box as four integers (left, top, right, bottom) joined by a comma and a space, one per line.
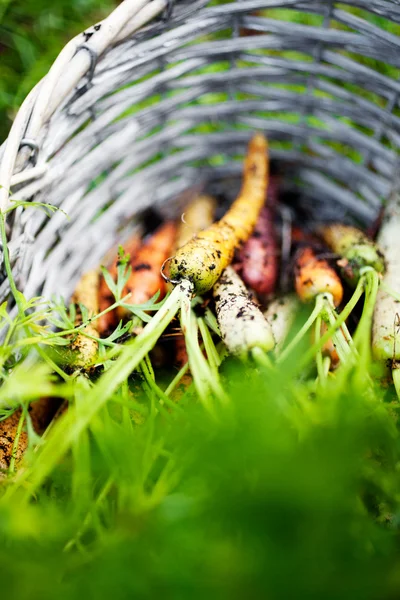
168, 133, 269, 294
0, 397, 61, 474
237, 204, 279, 299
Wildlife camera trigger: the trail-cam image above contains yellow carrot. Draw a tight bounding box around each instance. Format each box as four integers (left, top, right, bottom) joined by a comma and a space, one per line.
175, 194, 216, 250
70, 269, 100, 369
173, 194, 217, 399
168, 134, 269, 294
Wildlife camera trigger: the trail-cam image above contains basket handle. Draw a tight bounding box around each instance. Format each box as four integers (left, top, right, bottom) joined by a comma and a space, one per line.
0, 0, 170, 214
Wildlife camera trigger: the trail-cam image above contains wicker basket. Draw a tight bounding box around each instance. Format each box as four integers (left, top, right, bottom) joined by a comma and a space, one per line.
1, 0, 400, 306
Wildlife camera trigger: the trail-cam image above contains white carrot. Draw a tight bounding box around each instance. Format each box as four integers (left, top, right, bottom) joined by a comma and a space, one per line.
264, 294, 299, 355
213, 266, 275, 361
372, 190, 400, 383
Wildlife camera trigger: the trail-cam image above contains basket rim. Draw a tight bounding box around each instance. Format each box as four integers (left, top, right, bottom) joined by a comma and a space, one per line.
0, 0, 171, 215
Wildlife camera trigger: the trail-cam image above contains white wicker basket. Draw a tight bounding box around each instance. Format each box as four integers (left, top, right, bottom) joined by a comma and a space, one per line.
1, 0, 400, 306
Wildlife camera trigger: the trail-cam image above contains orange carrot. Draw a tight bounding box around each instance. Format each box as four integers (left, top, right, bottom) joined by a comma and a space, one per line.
118, 221, 177, 318
98, 234, 142, 335
294, 246, 343, 307
0, 398, 60, 474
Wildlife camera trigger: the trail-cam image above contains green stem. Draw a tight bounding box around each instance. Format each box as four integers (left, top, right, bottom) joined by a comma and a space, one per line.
204, 307, 221, 336
314, 315, 325, 383
64, 477, 114, 553
251, 346, 273, 369
353, 270, 379, 368
165, 361, 190, 397
277, 294, 325, 363
180, 301, 228, 409
36, 346, 70, 382
321, 300, 353, 364
323, 356, 331, 378
5, 281, 193, 501
198, 317, 221, 375
140, 357, 181, 413
380, 281, 400, 303
0, 212, 25, 317
393, 366, 400, 400
180, 303, 210, 403
143, 353, 155, 381
293, 275, 366, 374
340, 320, 355, 349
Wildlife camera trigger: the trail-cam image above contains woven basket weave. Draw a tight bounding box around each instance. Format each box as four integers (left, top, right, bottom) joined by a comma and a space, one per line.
1, 0, 400, 306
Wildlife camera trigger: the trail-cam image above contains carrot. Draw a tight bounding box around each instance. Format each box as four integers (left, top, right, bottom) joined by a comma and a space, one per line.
276, 235, 353, 365
82, 138, 267, 400
98, 234, 141, 335
294, 245, 343, 308
264, 294, 299, 355
0, 398, 60, 474
70, 269, 100, 369
318, 224, 386, 375
291, 226, 317, 245
168, 133, 269, 294
118, 221, 177, 318
318, 223, 385, 284
213, 266, 275, 360
372, 191, 400, 365
237, 204, 278, 299
175, 194, 216, 250
172, 195, 217, 399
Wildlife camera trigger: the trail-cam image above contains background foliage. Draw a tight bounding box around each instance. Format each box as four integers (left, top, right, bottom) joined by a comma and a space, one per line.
0, 0, 117, 141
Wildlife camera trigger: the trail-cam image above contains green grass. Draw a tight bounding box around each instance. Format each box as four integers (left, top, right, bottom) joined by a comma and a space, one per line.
2, 374, 400, 600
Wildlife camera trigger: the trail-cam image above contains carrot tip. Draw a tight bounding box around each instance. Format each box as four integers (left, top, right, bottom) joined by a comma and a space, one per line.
249, 132, 268, 151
